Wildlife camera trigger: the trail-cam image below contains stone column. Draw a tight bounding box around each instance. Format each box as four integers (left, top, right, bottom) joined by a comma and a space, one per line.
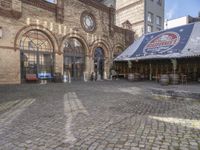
104, 58, 110, 80
84, 55, 91, 81
54, 53, 63, 74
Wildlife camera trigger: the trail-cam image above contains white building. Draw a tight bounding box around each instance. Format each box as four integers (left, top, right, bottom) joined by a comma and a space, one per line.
165, 15, 200, 29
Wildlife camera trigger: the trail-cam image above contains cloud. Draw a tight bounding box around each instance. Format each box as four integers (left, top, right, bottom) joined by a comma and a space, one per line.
166, 4, 177, 20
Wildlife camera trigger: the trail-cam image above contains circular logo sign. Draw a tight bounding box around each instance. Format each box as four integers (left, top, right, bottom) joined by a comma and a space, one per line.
143, 32, 180, 55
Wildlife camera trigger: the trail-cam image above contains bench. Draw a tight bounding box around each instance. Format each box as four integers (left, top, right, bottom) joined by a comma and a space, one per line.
26, 74, 38, 81
38, 73, 53, 80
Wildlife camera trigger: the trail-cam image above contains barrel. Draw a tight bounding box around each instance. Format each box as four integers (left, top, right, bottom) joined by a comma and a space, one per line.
128, 73, 140, 81
128, 73, 134, 81
160, 74, 169, 85
134, 73, 140, 81
169, 74, 180, 84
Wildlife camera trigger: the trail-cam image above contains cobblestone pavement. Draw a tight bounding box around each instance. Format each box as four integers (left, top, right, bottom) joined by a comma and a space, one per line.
0, 81, 200, 150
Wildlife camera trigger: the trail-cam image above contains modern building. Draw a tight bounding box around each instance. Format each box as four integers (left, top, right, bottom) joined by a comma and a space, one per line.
165, 15, 200, 29
0, 0, 134, 84
115, 0, 165, 38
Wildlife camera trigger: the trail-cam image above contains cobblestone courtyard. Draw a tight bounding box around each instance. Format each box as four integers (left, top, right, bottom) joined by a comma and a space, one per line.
0, 81, 200, 150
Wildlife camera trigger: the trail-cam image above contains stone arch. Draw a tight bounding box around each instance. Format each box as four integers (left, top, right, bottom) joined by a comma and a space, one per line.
16, 25, 59, 82
14, 24, 59, 53
90, 39, 111, 59
60, 33, 89, 56
112, 43, 125, 59
61, 33, 90, 80
90, 39, 111, 79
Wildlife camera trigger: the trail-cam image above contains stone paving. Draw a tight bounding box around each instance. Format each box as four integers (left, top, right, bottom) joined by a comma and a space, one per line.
0, 81, 200, 150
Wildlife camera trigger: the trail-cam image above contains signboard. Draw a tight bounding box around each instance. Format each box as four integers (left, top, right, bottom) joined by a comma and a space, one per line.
131, 24, 194, 57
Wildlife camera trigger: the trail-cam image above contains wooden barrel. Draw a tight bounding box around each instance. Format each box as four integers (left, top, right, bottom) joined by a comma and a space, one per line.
134, 73, 140, 81
128, 73, 134, 81
169, 74, 180, 84
160, 74, 169, 85
128, 73, 140, 81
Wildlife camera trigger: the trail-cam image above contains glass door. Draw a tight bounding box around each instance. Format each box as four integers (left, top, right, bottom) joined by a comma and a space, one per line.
63, 38, 85, 80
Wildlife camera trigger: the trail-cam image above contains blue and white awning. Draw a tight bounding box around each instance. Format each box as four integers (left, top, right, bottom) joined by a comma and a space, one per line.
115, 22, 200, 61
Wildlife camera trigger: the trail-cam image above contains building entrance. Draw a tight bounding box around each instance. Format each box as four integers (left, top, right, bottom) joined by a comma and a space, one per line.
20, 30, 54, 82
63, 38, 85, 80
94, 47, 104, 80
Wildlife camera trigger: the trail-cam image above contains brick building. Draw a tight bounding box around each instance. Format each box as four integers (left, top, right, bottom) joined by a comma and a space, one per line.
0, 0, 134, 84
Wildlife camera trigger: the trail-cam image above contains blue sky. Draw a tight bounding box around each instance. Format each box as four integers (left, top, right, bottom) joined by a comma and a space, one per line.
165, 0, 200, 20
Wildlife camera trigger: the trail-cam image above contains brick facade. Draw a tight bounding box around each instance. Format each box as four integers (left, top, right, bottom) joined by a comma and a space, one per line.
0, 0, 134, 84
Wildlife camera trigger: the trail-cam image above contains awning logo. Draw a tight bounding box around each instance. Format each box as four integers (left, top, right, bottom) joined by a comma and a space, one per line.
143, 32, 180, 55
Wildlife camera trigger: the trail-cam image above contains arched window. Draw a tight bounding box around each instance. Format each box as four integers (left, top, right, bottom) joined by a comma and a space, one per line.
20, 30, 54, 81
94, 47, 104, 60
113, 46, 123, 58
20, 30, 53, 52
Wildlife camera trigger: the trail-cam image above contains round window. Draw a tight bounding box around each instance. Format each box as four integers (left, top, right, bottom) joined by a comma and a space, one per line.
81, 12, 96, 33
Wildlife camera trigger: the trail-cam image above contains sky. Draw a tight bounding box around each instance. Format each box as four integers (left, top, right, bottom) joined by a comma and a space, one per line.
165, 0, 200, 20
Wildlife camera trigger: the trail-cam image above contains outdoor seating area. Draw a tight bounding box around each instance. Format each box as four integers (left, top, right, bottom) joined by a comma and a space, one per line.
114, 23, 200, 86
114, 57, 200, 85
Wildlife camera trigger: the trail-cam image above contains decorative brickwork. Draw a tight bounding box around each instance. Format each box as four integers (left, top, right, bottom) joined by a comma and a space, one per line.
0, 0, 12, 10
0, 0, 21, 19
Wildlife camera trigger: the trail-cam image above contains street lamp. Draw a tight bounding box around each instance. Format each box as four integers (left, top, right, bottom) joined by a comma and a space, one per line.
0, 27, 2, 39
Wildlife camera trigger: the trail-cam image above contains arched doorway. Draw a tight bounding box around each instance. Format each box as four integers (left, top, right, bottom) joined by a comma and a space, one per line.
63, 38, 85, 80
20, 30, 54, 81
94, 47, 105, 80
